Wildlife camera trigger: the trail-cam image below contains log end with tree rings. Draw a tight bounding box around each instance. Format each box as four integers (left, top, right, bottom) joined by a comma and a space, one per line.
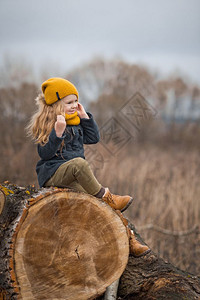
1, 186, 129, 300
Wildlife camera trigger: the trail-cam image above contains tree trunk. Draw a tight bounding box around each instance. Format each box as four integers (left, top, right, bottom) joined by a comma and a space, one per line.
117, 240, 200, 300
0, 182, 129, 300
0, 182, 200, 300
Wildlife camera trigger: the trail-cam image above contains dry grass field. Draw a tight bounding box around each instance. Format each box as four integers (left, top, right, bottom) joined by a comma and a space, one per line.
87, 142, 200, 275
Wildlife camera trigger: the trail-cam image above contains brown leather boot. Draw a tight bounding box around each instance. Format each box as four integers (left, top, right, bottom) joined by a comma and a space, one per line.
102, 188, 133, 212
115, 210, 150, 257
128, 228, 150, 257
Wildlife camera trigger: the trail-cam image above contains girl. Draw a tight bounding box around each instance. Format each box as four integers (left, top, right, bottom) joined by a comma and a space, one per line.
27, 77, 150, 257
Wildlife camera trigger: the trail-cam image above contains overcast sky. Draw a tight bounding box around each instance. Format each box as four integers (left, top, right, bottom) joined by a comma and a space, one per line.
0, 0, 200, 83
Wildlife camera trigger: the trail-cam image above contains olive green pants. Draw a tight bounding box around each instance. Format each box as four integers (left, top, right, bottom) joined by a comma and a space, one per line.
45, 157, 102, 195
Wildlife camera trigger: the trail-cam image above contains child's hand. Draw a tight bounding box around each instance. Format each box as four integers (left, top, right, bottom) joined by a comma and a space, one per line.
55, 115, 66, 137
77, 103, 89, 119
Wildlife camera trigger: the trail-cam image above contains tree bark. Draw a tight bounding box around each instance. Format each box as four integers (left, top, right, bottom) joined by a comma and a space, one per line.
0, 182, 200, 300
117, 239, 200, 300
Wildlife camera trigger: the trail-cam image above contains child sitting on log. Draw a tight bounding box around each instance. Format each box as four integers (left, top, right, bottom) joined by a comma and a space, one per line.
27, 77, 150, 257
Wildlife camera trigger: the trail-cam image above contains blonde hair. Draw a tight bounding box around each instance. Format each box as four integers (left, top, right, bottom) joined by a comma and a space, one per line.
27, 93, 65, 145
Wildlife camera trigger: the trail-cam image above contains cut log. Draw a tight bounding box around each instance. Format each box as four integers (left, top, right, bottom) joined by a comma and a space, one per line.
1, 182, 200, 300
0, 182, 129, 300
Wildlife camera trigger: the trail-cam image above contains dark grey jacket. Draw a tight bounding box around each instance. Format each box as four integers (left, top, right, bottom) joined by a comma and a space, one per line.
36, 113, 100, 187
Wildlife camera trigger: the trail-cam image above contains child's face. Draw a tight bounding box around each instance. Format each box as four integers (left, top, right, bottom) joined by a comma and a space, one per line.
62, 94, 78, 114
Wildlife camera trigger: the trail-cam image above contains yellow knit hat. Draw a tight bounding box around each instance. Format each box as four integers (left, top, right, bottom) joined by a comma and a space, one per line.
41, 77, 79, 105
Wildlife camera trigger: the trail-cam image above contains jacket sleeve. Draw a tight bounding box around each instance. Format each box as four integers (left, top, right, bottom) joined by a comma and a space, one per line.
80, 112, 100, 144
37, 128, 65, 160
